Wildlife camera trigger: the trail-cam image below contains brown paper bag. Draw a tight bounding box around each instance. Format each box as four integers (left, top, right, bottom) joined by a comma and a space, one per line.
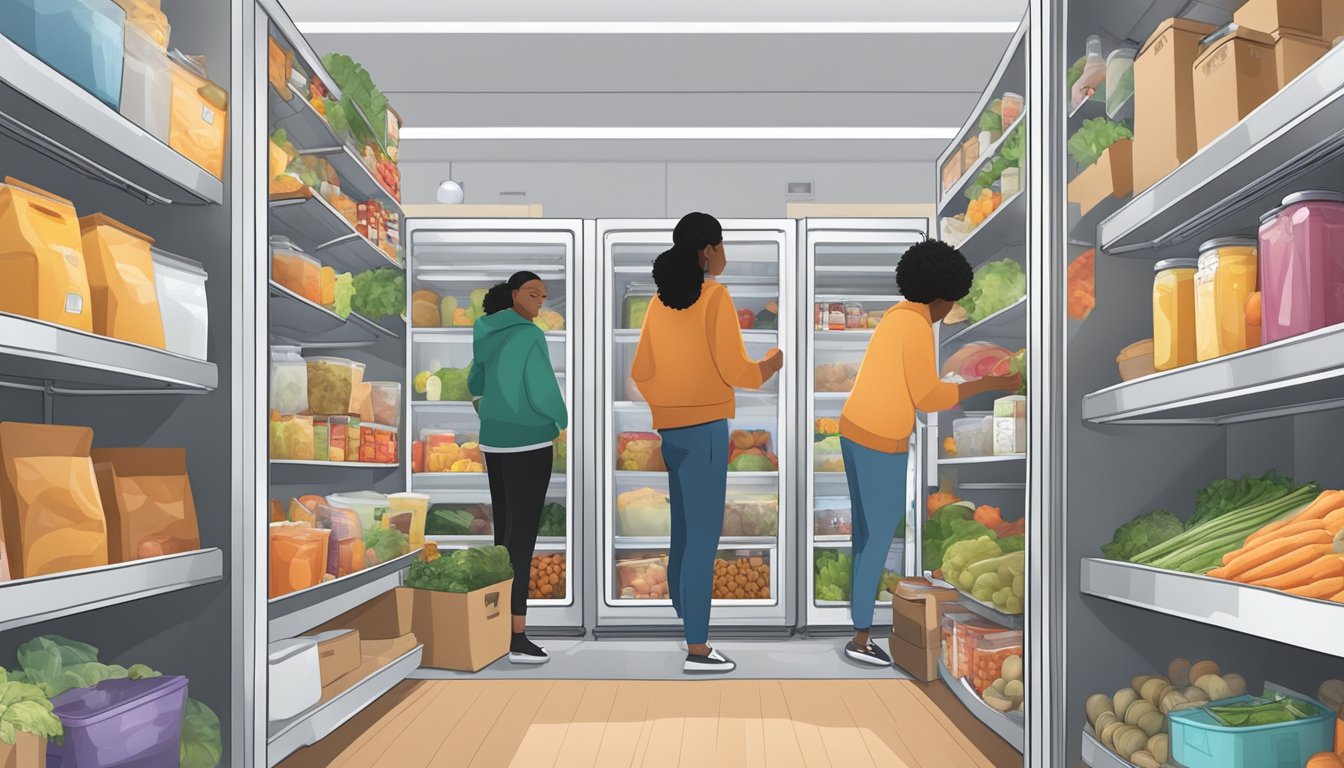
0, 423, 108, 579
91, 447, 200, 562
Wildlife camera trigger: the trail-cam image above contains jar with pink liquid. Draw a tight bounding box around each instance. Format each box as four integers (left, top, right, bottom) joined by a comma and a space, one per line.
1260, 191, 1344, 344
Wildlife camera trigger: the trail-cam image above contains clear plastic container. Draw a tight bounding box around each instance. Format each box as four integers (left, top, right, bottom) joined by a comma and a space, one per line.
269, 414, 314, 460
48, 675, 188, 768
268, 522, 329, 597
1195, 238, 1259, 361
326, 491, 388, 534
387, 492, 429, 551
305, 356, 354, 416
721, 492, 778, 537
615, 553, 669, 599
713, 549, 772, 600
1001, 92, 1024, 126
359, 423, 398, 464
1169, 693, 1333, 768
151, 247, 208, 360
370, 381, 403, 427
270, 236, 321, 304
942, 613, 999, 678
952, 416, 993, 458
1000, 167, 1021, 198
269, 345, 307, 415
1152, 258, 1199, 371
970, 629, 1024, 695
814, 497, 853, 536
315, 504, 364, 578
616, 487, 671, 536
113, 0, 168, 49
617, 432, 665, 471
1105, 46, 1137, 117
992, 395, 1026, 456
623, 283, 655, 329
813, 434, 845, 472
119, 21, 170, 140
4, 0, 126, 109
326, 415, 351, 462
942, 153, 963, 193
1262, 190, 1344, 343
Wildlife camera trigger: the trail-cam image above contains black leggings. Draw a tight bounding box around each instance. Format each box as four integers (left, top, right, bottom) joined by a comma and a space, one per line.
484, 446, 554, 617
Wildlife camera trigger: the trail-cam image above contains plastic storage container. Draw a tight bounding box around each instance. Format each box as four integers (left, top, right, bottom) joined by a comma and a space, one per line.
78, 213, 165, 348
306, 356, 354, 416
326, 490, 388, 534
119, 21, 170, 140
1196, 238, 1259, 361
370, 381, 403, 427
941, 612, 1000, 678
270, 236, 321, 305
1105, 46, 1137, 117
1152, 258, 1199, 371
268, 522, 329, 597
615, 487, 671, 536
2, 0, 126, 109
813, 434, 844, 472
167, 50, 228, 179
151, 247, 208, 360
814, 497, 853, 536
387, 492, 429, 551
616, 432, 665, 471
315, 503, 364, 578
1001, 92, 1023, 126
269, 414, 314, 461
992, 395, 1026, 455
1169, 693, 1333, 768
0, 178, 94, 332
721, 492, 778, 537
269, 345, 308, 415
47, 675, 188, 768
969, 629, 1023, 695
1117, 339, 1158, 381
623, 283, 655, 329
615, 554, 670, 599
952, 416, 994, 458
359, 423, 398, 464
1261, 190, 1344, 343
267, 638, 321, 721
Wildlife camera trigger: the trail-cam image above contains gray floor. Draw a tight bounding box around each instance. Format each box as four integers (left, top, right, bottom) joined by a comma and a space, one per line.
409, 637, 913, 681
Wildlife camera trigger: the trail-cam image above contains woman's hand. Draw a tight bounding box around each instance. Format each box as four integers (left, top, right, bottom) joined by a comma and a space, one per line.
759, 348, 784, 382
961, 374, 1022, 399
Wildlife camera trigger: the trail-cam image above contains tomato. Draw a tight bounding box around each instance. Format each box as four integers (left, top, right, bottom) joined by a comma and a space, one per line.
738, 309, 755, 329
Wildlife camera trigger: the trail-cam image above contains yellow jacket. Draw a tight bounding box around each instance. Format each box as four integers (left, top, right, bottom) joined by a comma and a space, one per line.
632, 280, 765, 429
840, 301, 960, 453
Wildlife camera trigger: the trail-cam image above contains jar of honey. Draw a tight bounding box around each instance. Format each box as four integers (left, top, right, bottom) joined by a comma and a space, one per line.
1152, 258, 1198, 371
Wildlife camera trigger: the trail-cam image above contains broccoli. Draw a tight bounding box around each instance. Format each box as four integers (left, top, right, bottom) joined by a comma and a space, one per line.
1101, 509, 1185, 562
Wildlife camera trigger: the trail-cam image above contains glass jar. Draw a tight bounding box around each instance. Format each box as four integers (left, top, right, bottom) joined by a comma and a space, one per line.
1195, 238, 1259, 361
1265, 190, 1344, 343
1152, 258, 1198, 371
269, 345, 308, 415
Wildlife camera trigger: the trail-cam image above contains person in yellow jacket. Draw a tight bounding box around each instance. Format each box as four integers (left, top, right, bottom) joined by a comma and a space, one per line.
632, 212, 784, 674
839, 239, 1020, 667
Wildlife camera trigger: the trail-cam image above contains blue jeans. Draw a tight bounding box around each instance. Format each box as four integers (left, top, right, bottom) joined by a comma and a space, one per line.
659, 419, 728, 646
840, 437, 908, 630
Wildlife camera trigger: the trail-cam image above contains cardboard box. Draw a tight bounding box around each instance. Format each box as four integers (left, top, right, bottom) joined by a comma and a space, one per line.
361, 633, 419, 666
313, 587, 413, 639
1234, 0, 1323, 37
1325, 0, 1344, 41
1194, 27, 1279, 149
889, 634, 939, 682
1271, 29, 1332, 87
0, 732, 45, 768
1068, 139, 1134, 216
1133, 18, 1217, 192
311, 629, 361, 687
411, 579, 512, 672
890, 587, 961, 650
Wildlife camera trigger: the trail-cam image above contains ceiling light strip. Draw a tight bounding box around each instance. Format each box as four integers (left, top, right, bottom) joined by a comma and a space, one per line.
297, 21, 1019, 35
400, 127, 960, 141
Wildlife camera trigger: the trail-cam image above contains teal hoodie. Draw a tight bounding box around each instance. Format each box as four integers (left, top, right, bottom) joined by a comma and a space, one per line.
468, 309, 568, 449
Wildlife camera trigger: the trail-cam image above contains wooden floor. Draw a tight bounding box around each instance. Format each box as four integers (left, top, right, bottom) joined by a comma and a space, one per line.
279, 679, 1021, 768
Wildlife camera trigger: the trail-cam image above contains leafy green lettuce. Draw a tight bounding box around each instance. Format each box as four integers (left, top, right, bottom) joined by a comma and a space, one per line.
0, 670, 62, 746
1101, 509, 1185, 561
351, 268, 405, 320
967, 124, 1024, 200
425, 507, 474, 537
1188, 470, 1295, 530
1068, 117, 1133, 169
321, 54, 389, 149
959, 259, 1027, 323
180, 699, 222, 768
538, 503, 566, 538
332, 272, 354, 319
364, 527, 409, 563
405, 545, 514, 593
922, 505, 997, 573
815, 549, 853, 602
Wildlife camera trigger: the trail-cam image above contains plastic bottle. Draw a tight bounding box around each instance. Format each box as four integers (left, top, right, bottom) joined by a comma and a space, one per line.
1071, 36, 1107, 111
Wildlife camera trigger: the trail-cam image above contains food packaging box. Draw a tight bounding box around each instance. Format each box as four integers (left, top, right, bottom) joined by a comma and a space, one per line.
993, 396, 1027, 456
890, 584, 961, 649
0, 732, 46, 768
1271, 28, 1332, 87
91, 447, 201, 562
1117, 339, 1158, 382
151, 248, 209, 361
1067, 139, 1134, 216
889, 633, 938, 682
1193, 26, 1278, 150
267, 639, 320, 722
310, 629, 361, 687
315, 586, 415, 639
1233, 0, 1325, 38
411, 579, 513, 672
48, 675, 188, 768
1168, 691, 1332, 768
1326, 0, 1344, 41
1133, 18, 1217, 192
0, 178, 94, 333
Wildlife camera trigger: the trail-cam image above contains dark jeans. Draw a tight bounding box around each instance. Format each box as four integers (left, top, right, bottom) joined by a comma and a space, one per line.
484, 446, 554, 618
659, 419, 729, 646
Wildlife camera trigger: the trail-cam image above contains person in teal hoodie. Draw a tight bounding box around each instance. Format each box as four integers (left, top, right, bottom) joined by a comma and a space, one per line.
468, 271, 567, 664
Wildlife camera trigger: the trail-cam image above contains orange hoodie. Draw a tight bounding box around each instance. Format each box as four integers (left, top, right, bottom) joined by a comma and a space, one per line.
632, 280, 765, 430
840, 301, 961, 453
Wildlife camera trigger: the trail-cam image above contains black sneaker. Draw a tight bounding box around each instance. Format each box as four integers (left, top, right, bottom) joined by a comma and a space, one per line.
508, 634, 549, 665
684, 648, 736, 674
845, 640, 892, 667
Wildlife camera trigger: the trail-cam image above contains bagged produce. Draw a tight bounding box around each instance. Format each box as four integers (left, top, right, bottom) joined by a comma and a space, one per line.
941, 342, 1016, 381
168, 51, 228, 179
79, 214, 166, 348
616, 432, 665, 472
728, 429, 777, 471
0, 423, 108, 580
411, 289, 440, 327
722, 494, 778, 537
0, 178, 94, 332
615, 555, 669, 599
616, 487, 671, 536
268, 522, 328, 598
91, 447, 200, 562
815, 362, 859, 392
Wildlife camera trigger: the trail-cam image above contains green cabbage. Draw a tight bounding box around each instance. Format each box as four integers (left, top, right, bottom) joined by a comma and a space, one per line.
405, 545, 514, 593
364, 527, 409, 563
180, 698, 222, 768
538, 503, 566, 537
923, 504, 997, 572
426, 507, 474, 537
351, 268, 405, 320
959, 259, 1026, 323
0, 671, 62, 747
1101, 509, 1186, 562
433, 365, 472, 402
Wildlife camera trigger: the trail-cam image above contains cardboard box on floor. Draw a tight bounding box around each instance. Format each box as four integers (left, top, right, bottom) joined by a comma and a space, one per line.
1068, 139, 1134, 217
890, 586, 961, 649
889, 634, 939, 682
1193, 26, 1279, 149
1133, 18, 1216, 192
412, 579, 513, 672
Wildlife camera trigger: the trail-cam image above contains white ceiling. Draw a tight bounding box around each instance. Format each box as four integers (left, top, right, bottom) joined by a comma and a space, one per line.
281, 0, 1028, 163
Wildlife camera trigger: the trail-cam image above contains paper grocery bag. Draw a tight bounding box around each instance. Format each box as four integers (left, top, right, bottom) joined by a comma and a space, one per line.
91, 447, 201, 562
0, 423, 108, 579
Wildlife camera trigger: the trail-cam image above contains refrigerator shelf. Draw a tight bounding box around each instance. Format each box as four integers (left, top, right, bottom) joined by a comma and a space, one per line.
940, 297, 1026, 348
268, 551, 418, 640
613, 536, 778, 550
938, 111, 1028, 214
0, 34, 222, 205
614, 470, 778, 484
815, 329, 875, 343
413, 472, 567, 491
952, 592, 1024, 629
610, 328, 776, 344
1081, 558, 1344, 658
1080, 725, 1129, 768
1099, 44, 1344, 256
269, 282, 401, 345
938, 454, 1026, 465
0, 549, 223, 634
299, 142, 403, 218
815, 293, 902, 303
937, 660, 1025, 753
1081, 324, 1344, 425
266, 644, 423, 767
271, 460, 401, 468
431, 535, 568, 550
946, 192, 1026, 266
410, 400, 475, 412
413, 328, 566, 342
415, 265, 566, 281
269, 191, 403, 273
0, 312, 218, 394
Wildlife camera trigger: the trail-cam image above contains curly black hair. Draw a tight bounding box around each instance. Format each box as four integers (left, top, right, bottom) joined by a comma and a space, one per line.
652, 212, 723, 310
483, 271, 543, 315
895, 239, 974, 304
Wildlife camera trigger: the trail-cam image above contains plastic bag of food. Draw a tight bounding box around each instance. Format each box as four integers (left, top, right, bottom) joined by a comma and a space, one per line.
0, 178, 94, 332
91, 447, 201, 562
79, 214, 166, 348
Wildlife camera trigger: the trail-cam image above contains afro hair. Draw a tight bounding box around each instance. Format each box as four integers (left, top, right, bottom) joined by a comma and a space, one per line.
895, 239, 974, 304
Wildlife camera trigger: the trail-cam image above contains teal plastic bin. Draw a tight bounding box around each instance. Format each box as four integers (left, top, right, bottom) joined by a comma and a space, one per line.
3, 0, 125, 109
1169, 694, 1333, 768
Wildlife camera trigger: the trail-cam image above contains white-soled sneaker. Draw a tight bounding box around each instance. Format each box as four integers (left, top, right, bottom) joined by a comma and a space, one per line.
508, 635, 550, 665
684, 648, 736, 674
845, 640, 892, 667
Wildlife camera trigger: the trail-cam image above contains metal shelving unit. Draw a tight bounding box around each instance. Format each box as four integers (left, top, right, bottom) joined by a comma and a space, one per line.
940, 297, 1027, 348
947, 191, 1026, 264
268, 552, 418, 640
269, 192, 403, 273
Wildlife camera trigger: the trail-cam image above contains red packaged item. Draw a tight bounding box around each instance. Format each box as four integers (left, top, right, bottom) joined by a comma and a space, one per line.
412, 440, 425, 473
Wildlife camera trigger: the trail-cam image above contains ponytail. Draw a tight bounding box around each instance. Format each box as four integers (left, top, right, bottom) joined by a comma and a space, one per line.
652, 212, 723, 310
482, 270, 543, 316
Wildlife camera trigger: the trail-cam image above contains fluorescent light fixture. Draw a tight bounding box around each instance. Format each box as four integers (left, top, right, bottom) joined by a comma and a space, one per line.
297, 21, 1019, 35
401, 127, 960, 141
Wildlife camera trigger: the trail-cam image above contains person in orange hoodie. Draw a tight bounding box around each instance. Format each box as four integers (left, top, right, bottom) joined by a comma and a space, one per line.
632, 212, 784, 674
839, 239, 1019, 667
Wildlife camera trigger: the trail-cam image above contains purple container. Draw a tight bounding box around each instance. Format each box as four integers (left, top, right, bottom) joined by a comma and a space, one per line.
47, 676, 188, 768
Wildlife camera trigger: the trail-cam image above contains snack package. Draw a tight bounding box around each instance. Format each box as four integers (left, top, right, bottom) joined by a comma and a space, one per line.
91, 447, 201, 562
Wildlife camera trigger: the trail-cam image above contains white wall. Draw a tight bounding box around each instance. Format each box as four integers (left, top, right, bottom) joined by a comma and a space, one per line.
401, 161, 935, 219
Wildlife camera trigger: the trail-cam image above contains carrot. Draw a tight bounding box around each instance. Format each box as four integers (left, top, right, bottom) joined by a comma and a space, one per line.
1217, 529, 1334, 581
1220, 519, 1332, 567
1241, 490, 1344, 550
1284, 576, 1344, 599
1249, 552, 1344, 590
1238, 543, 1335, 583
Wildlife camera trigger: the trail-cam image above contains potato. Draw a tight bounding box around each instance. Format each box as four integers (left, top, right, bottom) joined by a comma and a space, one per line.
1085, 693, 1114, 726
1132, 675, 1158, 693
1147, 733, 1170, 764
1094, 711, 1119, 736
1196, 674, 1233, 701
1001, 654, 1023, 682
1129, 749, 1161, 768
1320, 679, 1344, 711
1160, 690, 1190, 714
1183, 686, 1210, 703
1168, 657, 1192, 687
1005, 680, 1024, 699
1158, 684, 1179, 704
1141, 677, 1169, 706
1137, 710, 1165, 738
1124, 701, 1158, 727
1189, 659, 1220, 682
1113, 725, 1148, 760
983, 690, 1015, 713
1100, 721, 1125, 750
991, 678, 1008, 695
1225, 673, 1247, 697
1113, 688, 1138, 721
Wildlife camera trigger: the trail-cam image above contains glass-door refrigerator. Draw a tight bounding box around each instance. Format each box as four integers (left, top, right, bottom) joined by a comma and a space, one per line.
596, 219, 795, 632
404, 219, 583, 631
799, 219, 929, 629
